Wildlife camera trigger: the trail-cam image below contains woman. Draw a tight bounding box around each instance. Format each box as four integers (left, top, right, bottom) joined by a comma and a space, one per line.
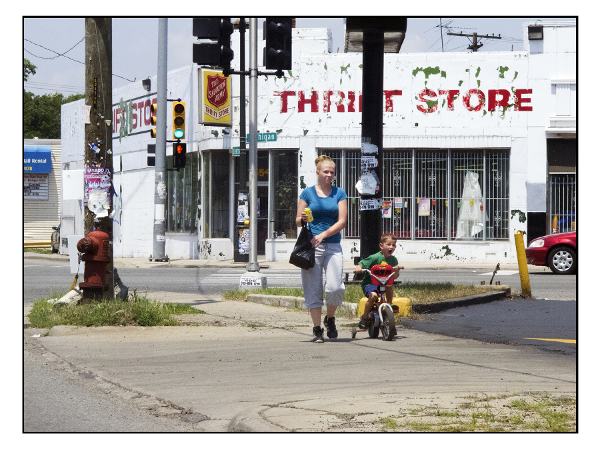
296, 155, 348, 343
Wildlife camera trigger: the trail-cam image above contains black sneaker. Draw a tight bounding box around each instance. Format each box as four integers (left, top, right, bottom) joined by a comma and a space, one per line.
312, 326, 324, 343
358, 317, 368, 330
324, 316, 338, 339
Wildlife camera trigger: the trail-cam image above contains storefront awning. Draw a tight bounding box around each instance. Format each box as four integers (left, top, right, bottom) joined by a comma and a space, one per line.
24, 146, 52, 173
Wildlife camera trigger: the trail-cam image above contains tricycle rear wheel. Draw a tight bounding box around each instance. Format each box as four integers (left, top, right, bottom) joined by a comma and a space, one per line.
381, 306, 396, 341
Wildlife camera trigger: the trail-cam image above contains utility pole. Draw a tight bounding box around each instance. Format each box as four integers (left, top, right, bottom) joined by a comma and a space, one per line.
84, 17, 113, 299
152, 18, 168, 262
447, 31, 501, 52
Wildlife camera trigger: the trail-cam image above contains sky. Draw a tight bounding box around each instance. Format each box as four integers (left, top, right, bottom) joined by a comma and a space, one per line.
23, 17, 575, 97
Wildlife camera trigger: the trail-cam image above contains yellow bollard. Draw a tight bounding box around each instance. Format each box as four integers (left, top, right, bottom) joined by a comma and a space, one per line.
514, 231, 531, 297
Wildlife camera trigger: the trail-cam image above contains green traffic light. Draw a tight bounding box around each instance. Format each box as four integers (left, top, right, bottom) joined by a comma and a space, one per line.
174, 129, 184, 139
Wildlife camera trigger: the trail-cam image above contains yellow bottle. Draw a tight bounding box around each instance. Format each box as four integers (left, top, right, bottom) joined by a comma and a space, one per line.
303, 208, 314, 222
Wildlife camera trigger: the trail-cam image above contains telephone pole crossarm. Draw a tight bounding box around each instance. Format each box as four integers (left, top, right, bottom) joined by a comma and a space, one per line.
447, 31, 501, 52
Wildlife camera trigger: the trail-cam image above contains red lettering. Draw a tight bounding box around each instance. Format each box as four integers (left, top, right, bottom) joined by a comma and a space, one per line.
438, 89, 460, 110
417, 89, 438, 113
144, 100, 152, 126
488, 89, 511, 111
384, 90, 402, 112
515, 89, 533, 111
347, 91, 356, 112
323, 90, 345, 112
298, 90, 319, 112
463, 89, 486, 112
274, 91, 296, 113
114, 108, 120, 133
131, 102, 138, 129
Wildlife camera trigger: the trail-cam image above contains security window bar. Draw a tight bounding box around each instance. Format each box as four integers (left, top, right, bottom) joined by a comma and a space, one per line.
549, 173, 576, 233
382, 150, 412, 239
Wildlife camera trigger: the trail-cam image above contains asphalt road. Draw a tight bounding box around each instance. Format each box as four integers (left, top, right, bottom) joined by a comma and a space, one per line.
23, 258, 577, 304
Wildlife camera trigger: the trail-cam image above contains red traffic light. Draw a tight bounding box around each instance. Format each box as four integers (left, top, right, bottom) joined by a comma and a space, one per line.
173, 142, 187, 169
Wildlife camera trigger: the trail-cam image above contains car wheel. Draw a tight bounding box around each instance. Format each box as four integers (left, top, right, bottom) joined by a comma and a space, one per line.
548, 246, 576, 275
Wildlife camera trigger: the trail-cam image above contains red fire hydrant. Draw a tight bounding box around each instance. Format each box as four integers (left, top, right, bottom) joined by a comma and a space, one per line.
77, 230, 110, 291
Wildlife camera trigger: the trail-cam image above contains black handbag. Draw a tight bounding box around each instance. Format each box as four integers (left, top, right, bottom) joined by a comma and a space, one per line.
289, 222, 315, 270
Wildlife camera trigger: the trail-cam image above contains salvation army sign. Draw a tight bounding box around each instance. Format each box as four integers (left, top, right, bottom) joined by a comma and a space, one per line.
199, 69, 231, 127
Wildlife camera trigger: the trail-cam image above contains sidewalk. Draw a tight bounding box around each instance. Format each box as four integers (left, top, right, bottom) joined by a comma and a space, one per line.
24, 252, 536, 432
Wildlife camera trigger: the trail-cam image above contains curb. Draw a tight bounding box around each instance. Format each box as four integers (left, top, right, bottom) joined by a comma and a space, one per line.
410, 287, 511, 314
246, 286, 511, 317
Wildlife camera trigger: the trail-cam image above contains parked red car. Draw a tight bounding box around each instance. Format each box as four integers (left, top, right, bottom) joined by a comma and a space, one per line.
525, 231, 577, 275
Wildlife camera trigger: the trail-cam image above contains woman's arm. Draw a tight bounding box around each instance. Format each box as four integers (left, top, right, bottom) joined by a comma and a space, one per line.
295, 198, 309, 227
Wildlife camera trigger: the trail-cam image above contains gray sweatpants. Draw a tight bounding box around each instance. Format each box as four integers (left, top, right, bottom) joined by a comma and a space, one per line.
301, 243, 345, 309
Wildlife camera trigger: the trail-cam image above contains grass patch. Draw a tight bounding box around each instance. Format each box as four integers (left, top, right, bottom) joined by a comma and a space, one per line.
25, 247, 53, 254
222, 287, 304, 301
224, 282, 498, 306
28, 291, 205, 328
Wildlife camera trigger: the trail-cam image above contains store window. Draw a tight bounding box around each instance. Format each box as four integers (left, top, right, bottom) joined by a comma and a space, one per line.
271, 150, 298, 239
166, 151, 199, 233
201, 150, 230, 238
320, 149, 510, 241
548, 138, 577, 234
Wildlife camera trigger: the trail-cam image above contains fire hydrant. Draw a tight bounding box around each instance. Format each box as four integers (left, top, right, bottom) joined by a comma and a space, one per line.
77, 230, 110, 293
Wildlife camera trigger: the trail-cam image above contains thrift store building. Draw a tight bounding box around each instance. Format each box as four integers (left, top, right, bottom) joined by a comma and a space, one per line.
60, 20, 576, 264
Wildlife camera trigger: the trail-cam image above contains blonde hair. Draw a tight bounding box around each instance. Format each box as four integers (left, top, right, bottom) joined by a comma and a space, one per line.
315, 155, 336, 170
380, 233, 397, 244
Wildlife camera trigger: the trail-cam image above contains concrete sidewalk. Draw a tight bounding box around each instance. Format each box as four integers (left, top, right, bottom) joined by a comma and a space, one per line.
26, 252, 560, 432
24, 290, 574, 432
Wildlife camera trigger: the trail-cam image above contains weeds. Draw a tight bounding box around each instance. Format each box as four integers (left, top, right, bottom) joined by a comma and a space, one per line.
378, 393, 576, 432
28, 291, 205, 329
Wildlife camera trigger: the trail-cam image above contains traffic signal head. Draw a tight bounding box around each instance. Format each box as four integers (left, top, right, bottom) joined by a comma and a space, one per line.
150, 103, 158, 138
219, 18, 234, 75
173, 142, 187, 169
192, 18, 234, 76
172, 102, 185, 140
265, 18, 293, 72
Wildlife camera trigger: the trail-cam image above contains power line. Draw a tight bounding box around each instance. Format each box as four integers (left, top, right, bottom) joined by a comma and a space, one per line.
24, 37, 135, 83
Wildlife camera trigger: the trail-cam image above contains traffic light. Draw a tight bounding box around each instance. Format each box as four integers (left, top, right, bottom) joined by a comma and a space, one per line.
192, 18, 234, 76
150, 103, 158, 138
172, 102, 185, 140
173, 142, 187, 170
264, 18, 293, 73
147, 144, 155, 167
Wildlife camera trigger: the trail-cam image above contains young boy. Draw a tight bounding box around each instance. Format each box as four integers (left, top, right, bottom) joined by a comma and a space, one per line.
353, 233, 404, 330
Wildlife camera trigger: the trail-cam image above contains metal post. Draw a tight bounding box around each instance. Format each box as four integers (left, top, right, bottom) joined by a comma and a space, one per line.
234, 18, 249, 263
514, 231, 532, 297
152, 18, 168, 261
239, 18, 266, 289
247, 18, 259, 272
359, 29, 384, 259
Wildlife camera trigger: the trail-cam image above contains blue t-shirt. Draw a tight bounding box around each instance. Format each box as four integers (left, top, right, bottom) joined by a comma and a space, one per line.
300, 186, 348, 243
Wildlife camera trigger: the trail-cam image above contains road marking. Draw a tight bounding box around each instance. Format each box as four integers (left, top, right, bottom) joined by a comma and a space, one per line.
524, 338, 576, 344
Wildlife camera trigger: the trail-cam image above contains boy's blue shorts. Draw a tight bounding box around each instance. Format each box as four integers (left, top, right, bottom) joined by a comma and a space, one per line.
363, 285, 379, 297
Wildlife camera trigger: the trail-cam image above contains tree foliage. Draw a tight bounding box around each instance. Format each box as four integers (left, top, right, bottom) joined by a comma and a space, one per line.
24, 58, 36, 82
24, 58, 84, 139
